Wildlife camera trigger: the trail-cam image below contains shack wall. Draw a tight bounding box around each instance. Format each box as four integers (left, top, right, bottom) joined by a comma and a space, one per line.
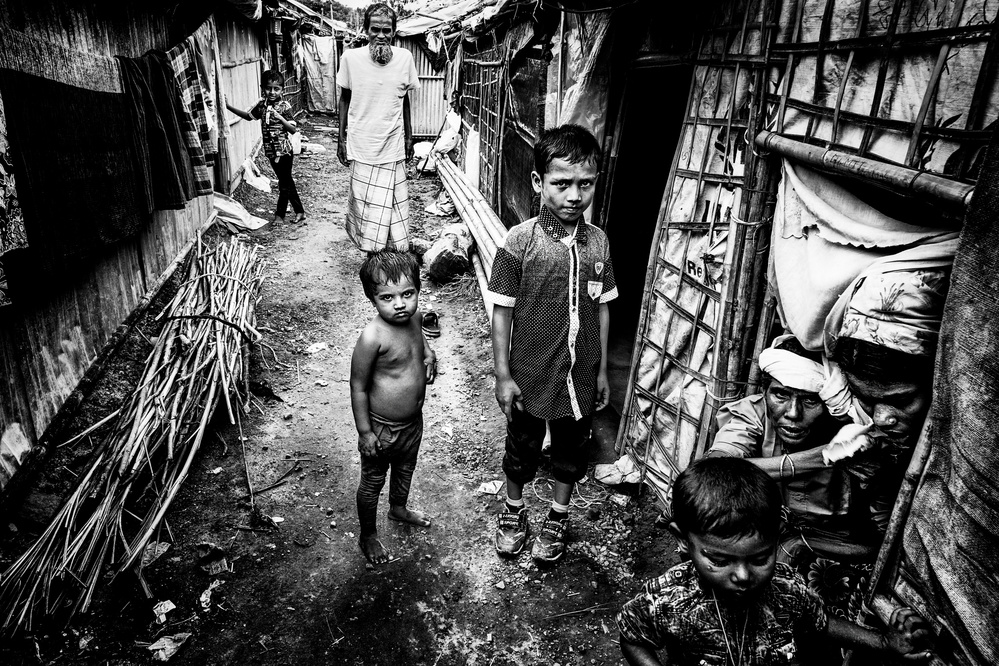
218, 12, 265, 192
0, 0, 224, 491
399, 37, 449, 139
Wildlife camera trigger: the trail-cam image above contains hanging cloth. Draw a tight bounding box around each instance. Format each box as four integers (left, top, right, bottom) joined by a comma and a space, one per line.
164, 40, 213, 195
118, 52, 196, 210
0, 68, 150, 275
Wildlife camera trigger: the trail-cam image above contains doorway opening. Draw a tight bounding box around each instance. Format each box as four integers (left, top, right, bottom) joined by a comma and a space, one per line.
591, 63, 692, 461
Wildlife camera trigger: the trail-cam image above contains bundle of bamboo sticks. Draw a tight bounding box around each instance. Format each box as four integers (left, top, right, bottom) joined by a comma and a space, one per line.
433, 154, 508, 321
0, 236, 264, 636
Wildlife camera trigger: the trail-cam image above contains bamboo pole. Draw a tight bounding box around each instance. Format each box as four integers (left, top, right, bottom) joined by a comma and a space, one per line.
866, 415, 934, 607
754, 130, 974, 210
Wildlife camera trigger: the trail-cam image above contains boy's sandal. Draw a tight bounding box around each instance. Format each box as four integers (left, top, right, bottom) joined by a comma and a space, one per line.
294, 213, 307, 223
422, 310, 441, 338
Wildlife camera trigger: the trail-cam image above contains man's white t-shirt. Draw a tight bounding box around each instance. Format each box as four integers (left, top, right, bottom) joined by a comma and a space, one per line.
336, 46, 420, 164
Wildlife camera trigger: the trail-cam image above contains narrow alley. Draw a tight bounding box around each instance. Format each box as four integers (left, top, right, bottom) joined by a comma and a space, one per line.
1, 116, 674, 666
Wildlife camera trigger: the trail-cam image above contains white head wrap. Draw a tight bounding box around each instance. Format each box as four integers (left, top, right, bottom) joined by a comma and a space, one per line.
759, 334, 872, 426
758, 334, 825, 393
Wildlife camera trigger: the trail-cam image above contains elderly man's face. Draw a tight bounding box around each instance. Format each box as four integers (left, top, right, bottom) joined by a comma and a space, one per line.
842, 371, 930, 446
764, 378, 826, 449
366, 13, 395, 45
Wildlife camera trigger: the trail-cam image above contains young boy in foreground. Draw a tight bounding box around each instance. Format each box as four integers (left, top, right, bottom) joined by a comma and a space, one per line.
617, 457, 935, 665
350, 250, 437, 564
487, 124, 617, 564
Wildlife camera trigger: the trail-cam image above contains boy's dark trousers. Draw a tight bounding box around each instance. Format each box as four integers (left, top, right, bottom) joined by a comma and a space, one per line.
356, 413, 423, 536
503, 409, 592, 485
269, 155, 303, 218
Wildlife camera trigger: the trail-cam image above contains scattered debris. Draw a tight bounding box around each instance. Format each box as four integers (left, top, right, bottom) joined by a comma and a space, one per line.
610, 493, 630, 507
199, 580, 224, 610
196, 542, 230, 575
314, 379, 329, 387
209, 467, 223, 475
476, 480, 503, 495
140, 541, 171, 569
240, 157, 271, 193
425, 223, 474, 282
152, 600, 175, 624
147, 632, 191, 661
594, 456, 641, 486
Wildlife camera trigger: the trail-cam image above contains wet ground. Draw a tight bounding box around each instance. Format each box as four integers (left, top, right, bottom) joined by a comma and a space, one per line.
0, 115, 678, 665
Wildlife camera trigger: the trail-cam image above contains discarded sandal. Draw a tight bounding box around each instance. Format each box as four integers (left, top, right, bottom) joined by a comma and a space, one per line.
422, 310, 441, 338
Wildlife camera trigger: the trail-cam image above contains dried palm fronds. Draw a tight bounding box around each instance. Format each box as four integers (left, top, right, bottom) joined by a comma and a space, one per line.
0, 236, 264, 636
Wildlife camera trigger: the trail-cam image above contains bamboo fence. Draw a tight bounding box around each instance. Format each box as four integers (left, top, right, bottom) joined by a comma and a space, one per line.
0, 236, 264, 636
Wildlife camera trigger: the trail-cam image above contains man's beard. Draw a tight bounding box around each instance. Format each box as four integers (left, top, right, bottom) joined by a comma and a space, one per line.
369, 43, 393, 64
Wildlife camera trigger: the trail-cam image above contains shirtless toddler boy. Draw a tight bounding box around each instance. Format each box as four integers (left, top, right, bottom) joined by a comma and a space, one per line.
350, 250, 437, 564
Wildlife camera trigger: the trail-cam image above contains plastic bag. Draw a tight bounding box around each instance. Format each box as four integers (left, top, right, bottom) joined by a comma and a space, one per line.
289, 131, 303, 155
594, 455, 641, 486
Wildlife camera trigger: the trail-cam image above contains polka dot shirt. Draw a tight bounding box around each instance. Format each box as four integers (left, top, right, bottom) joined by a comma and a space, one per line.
487, 206, 618, 421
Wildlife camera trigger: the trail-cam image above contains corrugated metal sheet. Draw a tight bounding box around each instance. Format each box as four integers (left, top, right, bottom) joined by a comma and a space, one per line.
401, 40, 448, 138
218, 13, 265, 190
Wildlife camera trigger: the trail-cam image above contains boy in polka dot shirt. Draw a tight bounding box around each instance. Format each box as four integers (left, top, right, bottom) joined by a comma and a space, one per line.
486, 124, 618, 564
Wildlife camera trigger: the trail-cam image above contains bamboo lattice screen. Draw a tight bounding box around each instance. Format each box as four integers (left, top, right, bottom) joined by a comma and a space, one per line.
618, 0, 780, 506
461, 52, 506, 208
767, 0, 999, 183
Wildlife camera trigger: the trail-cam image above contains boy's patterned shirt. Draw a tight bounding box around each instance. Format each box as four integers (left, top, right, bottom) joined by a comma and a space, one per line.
617, 561, 828, 666
487, 206, 617, 421
251, 99, 293, 159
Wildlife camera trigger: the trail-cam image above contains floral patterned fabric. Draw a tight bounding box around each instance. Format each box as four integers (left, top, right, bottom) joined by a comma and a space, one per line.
823, 239, 957, 358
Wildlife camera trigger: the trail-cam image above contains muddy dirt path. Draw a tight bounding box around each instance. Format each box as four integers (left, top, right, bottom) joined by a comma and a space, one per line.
1, 116, 677, 666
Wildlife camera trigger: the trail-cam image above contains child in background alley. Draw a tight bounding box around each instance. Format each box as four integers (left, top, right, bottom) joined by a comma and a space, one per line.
226, 70, 306, 224
487, 124, 617, 564
617, 457, 936, 665
350, 250, 437, 564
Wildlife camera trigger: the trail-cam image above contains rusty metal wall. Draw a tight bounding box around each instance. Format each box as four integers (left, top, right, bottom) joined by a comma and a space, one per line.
0, 1, 220, 492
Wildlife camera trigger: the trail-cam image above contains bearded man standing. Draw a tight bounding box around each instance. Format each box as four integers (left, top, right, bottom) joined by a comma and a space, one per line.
336, 4, 421, 252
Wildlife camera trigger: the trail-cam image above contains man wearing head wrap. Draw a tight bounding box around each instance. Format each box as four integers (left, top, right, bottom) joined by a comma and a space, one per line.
707, 335, 882, 623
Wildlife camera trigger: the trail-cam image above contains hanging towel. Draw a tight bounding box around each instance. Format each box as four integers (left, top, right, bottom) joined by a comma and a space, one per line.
118, 52, 196, 209
0, 68, 149, 273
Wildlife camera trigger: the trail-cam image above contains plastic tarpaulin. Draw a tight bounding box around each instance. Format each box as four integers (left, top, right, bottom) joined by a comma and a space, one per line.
302, 35, 338, 113
892, 126, 999, 666
396, 0, 484, 37
771, 159, 957, 350
774, 0, 999, 177
548, 12, 612, 145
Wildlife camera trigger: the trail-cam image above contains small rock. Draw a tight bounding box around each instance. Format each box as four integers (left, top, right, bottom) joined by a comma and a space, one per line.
283, 412, 293, 420
621, 512, 635, 526
590, 581, 598, 589
495, 581, 506, 590
585, 507, 601, 521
